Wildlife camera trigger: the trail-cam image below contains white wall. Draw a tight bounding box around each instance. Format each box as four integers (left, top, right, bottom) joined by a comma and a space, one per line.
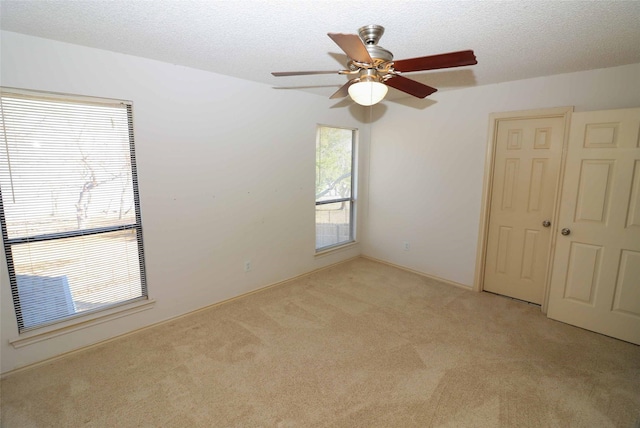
0, 31, 369, 373
363, 62, 640, 286
2, 30, 638, 374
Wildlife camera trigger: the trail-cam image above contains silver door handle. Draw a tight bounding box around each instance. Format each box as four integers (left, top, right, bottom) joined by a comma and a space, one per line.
542, 220, 551, 227
561, 228, 571, 236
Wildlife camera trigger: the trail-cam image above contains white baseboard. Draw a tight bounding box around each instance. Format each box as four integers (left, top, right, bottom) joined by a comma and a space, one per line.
360, 256, 472, 291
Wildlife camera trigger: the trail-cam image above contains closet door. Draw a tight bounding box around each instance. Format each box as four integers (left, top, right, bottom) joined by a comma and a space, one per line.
483, 115, 565, 304
547, 108, 640, 345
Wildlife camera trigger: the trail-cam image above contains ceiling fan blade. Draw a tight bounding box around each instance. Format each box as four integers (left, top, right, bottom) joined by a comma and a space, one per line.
272, 70, 339, 77
385, 75, 438, 98
329, 79, 357, 99
327, 33, 373, 64
393, 50, 477, 73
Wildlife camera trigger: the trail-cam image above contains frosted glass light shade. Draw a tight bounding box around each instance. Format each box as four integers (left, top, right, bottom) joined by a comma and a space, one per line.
348, 81, 388, 106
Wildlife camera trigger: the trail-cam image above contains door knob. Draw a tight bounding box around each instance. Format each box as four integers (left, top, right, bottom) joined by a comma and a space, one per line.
542, 220, 551, 227
561, 228, 571, 236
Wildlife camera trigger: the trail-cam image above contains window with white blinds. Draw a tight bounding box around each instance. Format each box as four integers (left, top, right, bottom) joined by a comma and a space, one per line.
0, 89, 148, 333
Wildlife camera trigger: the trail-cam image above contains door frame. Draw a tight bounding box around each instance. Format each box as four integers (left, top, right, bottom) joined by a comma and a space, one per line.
473, 106, 573, 313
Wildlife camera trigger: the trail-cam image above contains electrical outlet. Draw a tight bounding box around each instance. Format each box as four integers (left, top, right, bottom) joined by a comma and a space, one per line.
244, 260, 252, 272
403, 242, 410, 251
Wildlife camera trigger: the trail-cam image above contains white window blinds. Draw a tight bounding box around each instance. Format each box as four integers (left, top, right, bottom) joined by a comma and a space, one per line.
0, 89, 148, 332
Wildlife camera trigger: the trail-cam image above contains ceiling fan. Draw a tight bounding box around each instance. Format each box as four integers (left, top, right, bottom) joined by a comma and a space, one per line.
272, 25, 477, 106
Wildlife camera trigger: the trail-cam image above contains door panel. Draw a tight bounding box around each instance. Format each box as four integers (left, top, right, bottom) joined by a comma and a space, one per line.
547, 108, 640, 344
484, 117, 565, 304
563, 242, 601, 303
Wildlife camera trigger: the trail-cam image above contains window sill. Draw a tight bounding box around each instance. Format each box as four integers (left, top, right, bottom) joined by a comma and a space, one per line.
9, 298, 155, 349
315, 240, 358, 257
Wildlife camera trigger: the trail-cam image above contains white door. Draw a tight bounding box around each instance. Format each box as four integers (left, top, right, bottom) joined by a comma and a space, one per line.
547, 108, 640, 345
484, 116, 566, 304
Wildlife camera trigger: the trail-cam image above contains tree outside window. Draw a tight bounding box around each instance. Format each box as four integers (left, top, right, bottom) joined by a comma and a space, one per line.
315, 126, 356, 250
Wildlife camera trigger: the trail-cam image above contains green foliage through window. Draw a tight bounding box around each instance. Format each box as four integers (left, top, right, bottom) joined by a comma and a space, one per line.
316, 127, 352, 202
315, 126, 356, 250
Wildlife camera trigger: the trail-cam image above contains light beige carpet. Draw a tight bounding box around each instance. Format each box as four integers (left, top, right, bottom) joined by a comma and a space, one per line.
2, 257, 639, 427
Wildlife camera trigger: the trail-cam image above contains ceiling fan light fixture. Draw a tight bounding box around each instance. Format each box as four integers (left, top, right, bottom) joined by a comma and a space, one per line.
348, 80, 388, 106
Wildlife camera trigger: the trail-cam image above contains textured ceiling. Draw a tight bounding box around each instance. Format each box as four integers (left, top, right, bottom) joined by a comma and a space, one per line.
1, 0, 640, 101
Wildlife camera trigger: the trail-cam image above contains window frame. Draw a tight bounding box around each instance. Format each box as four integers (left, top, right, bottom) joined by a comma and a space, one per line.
0, 87, 149, 334
315, 125, 357, 252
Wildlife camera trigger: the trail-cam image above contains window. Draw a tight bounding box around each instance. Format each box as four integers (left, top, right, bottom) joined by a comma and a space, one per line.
0, 89, 148, 333
315, 125, 356, 251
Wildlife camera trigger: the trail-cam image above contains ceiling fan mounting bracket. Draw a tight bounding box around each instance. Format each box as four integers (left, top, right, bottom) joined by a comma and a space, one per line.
357, 25, 394, 63
358, 25, 384, 46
